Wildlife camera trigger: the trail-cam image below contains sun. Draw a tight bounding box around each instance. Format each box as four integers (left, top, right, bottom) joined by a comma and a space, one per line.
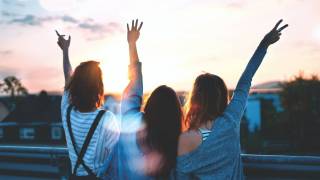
97, 40, 129, 94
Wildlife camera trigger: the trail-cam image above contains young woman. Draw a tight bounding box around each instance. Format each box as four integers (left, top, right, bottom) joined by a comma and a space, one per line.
176, 20, 288, 179
117, 20, 183, 179
56, 31, 120, 179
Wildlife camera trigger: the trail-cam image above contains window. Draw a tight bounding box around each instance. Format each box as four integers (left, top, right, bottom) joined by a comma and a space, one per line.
51, 126, 62, 140
19, 127, 35, 140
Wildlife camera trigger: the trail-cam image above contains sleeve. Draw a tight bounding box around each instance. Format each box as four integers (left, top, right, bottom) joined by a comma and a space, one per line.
120, 61, 143, 118
223, 45, 267, 126
61, 91, 70, 115
95, 112, 120, 174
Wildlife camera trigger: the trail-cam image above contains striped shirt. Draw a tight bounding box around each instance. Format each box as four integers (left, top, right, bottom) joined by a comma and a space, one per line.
198, 128, 212, 142
61, 91, 120, 176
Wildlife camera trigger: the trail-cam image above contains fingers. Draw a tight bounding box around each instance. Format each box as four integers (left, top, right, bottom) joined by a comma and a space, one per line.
273, 19, 283, 30
277, 24, 288, 32
138, 21, 143, 31
55, 30, 60, 37
131, 20, 134, 31
134, 19, 138, 30
68, 35, 71, 43
128, 19, 143, 31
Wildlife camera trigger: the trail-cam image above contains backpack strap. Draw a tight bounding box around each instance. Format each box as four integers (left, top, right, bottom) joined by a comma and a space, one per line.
66, 105, 106, 176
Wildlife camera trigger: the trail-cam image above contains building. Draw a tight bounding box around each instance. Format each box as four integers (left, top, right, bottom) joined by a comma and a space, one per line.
244, 81, 283, 133
0, 91, 121, 145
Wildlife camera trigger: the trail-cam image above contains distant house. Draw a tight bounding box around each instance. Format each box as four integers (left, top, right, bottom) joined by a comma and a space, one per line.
0, 91, 121, 145
244, 81, 283, 133
0, 91, 64, 144
0, 97, 12, 122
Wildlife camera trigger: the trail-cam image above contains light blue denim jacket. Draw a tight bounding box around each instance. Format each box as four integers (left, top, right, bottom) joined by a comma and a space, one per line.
174, 45, 267, 180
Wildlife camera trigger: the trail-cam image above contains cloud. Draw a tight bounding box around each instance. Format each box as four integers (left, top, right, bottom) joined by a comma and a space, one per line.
0, 50, 12, 56
1, 11, 18, 17
6, 14, 123, 40
61, 15, 78, 23
8, 14, 80, 26
2, 0, 25, 7
78, 20, 122, 37
9, 14, 45, 26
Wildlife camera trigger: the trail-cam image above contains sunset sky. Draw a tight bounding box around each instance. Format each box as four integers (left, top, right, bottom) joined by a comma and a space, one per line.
0, 0, 319, 94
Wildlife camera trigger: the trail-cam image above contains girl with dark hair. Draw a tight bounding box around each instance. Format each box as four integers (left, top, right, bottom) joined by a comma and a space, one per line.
117, 19, 183, 179
56, 31, 119, 179
176, 20, 288, 179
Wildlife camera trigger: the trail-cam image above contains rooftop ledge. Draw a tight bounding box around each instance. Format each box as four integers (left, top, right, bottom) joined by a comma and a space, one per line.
0, 145, 320, 179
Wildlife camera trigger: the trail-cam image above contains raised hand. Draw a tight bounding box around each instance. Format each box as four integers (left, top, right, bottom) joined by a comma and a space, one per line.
262, 19, 288, 47
56, 30, 71, 51
127, 19, 143, 44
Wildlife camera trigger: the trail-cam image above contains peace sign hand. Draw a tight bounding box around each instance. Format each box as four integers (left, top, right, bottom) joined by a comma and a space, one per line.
56, 30, 71, 51
127, 19, 143, 44
262, 19, 288, 47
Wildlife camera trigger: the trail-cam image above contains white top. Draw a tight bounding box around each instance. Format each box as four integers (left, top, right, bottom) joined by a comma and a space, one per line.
61, 92, 120, 176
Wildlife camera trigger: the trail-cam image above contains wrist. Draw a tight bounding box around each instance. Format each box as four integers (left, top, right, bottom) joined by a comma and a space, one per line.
259, 39, 269, 49
128, 42, 137, 46
62, 48, 69, 53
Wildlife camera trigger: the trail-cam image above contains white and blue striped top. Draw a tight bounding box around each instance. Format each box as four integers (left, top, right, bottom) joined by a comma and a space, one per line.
198, 128, 212, 142
61, 92, 120, 176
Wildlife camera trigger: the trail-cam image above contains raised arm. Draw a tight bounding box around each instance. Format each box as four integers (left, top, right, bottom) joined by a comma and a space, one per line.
56, 30, 72, 86
224, 20, 288, 124
121, 19, 144, 116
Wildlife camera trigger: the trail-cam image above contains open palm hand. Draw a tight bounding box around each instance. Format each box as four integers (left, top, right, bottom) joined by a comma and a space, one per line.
127, 19, 143, 44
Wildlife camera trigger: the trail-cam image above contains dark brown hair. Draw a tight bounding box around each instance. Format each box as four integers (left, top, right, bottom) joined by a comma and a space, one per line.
65, 61, 104, 112
185, 73, 228, 130
142, 85, 183, 178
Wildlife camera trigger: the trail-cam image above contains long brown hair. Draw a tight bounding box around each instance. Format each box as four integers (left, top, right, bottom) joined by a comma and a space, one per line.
65, 61, 104, 112
185, 73, 228, 130
142, 85, 183, 178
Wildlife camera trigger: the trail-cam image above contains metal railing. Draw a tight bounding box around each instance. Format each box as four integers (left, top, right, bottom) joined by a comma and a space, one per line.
0, 145, 320, 179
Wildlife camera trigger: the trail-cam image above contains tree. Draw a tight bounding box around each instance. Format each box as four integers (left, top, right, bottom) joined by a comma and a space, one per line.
0, 76, 28, 98
280, 73, 320, 154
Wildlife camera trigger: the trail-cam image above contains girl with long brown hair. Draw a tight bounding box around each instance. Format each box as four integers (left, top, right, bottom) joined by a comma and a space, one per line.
56, 31, 119, 179
176, 20, 288, 179
117, 19, 183, 179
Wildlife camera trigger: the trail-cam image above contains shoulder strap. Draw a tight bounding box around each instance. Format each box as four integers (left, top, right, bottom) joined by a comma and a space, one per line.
66, 105, 106, 176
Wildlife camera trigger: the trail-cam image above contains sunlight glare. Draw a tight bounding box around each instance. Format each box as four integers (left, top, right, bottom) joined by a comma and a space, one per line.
99, 40, 128, 94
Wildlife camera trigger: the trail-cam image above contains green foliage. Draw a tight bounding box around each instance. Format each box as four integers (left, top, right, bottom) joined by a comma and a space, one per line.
0, 76, 28, 98
242, 73, 320, 154
280, 73, 320, 154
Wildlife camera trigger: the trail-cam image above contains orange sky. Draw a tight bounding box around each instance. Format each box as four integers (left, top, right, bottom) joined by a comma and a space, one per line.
0, 0, 319, 94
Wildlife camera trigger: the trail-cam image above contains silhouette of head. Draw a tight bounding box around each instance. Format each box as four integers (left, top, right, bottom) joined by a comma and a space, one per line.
65, 61, 104, 112
186, 73, 228, 129
142, 85, 182, 178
